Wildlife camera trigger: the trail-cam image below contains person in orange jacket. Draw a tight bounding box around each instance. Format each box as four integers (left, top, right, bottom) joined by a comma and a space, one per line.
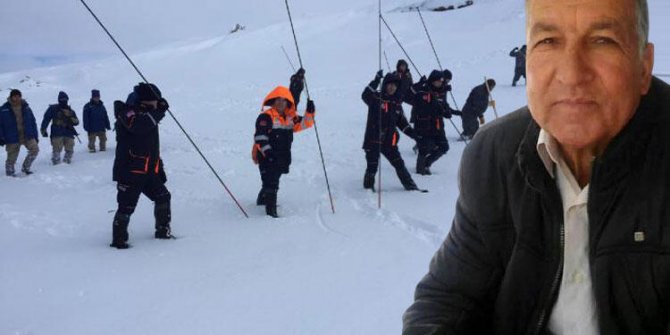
252, 86, 315, 218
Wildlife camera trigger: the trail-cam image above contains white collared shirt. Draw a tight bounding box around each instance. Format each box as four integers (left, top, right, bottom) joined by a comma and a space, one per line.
537, 129, 600, 335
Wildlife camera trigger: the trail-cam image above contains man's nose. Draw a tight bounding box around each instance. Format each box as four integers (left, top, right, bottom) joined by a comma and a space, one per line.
556, 42, 595, 87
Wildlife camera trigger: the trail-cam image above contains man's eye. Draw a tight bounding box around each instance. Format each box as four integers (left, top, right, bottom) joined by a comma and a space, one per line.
593, 37, 616, 45
536, 38, 555, 46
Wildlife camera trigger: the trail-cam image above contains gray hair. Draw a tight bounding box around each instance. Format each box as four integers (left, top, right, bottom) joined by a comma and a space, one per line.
636, 0, 649, 53
526, 0, 649, 53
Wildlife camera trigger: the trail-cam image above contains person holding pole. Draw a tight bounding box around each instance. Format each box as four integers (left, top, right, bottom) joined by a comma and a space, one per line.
110, 83, 173, 249
252, 86, 315, 218
41, 91, 80, 165
454, 79, 496, 140
362, 70, 422, 192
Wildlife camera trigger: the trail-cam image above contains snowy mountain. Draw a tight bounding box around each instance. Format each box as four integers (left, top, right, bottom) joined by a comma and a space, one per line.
1, 0, 669, 334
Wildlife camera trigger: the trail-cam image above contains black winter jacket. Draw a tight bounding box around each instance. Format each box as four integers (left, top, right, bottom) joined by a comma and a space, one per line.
361, 77, 415, 150
403, 77, 670, 335
461, 84, 490, 119
406, 82, 454, 137
113, 101, 167, 184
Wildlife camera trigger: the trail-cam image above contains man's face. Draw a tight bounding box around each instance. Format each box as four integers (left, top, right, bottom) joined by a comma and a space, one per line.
93, 97, 100, 103
432, 79, 444, 89
9, 95, 21, 104
273, 98, 288, 113
385, 82, 398, 96
399, 64, 407, 73
526, 0, 654, 151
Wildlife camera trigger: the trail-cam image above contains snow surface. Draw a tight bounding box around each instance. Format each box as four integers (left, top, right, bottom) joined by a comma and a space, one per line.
1, 0, 669, 334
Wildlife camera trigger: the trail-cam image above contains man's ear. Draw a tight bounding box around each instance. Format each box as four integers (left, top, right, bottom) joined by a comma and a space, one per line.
641, 43, 655, 95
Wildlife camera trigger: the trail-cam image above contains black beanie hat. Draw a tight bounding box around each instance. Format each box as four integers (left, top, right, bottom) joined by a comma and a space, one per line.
382, 73, 402, 88
135, 83, 162, 101
91, 89, 100, 98
443, 69, 453, 81
58, 91, 69, 102
428, 70, 444, 83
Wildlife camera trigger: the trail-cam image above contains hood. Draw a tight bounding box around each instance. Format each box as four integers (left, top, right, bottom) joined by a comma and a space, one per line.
428, 70, 444, 83
262, 86, 296, 112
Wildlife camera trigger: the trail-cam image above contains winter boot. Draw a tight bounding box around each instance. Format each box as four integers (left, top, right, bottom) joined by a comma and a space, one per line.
363, 172, 376, 191
264, 190, 279, 218
154, 202, 173, 239
416, 154, 429, 175
5, 163, 15, 177
110, 212, 130, 249
256, 189, 266, 206
22, 152, 37, 175
64, 151, 73, 164
51, 152, 61, 165
397, 166, 419, 191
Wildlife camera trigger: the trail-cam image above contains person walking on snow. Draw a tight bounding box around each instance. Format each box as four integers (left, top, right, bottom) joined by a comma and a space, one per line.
41, 91, 79, 165
110, 83, 173, 249
83, 89, 111, 152
0, 89, 39, 176
405, 70, 458, 175
509, 44, 527, 86
252, 86, 315, 218
361, 70, 422, 192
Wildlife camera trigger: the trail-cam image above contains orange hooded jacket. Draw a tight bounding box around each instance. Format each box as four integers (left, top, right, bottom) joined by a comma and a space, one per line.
252, 86, 315, 164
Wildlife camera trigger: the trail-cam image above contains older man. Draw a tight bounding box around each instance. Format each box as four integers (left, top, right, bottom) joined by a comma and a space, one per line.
403, 0, 663, 334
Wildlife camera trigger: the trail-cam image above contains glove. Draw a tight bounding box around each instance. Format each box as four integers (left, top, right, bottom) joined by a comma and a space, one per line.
0, 138, 5, 146
419, 75, 427, 84
41, 129, 48, 138
489, 100, 496, 109
264, 149, 275, 163
114, 101, 127, 119
445, 84, 452, 92
157, 98, 169, 113
306, 100, 315, 114
479, 116, 486, 125
296, 67, 305, 76
375, 70, 384, 80
452, 110, 463, 116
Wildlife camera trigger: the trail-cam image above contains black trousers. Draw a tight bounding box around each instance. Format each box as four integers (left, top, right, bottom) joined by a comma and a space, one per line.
417, 133, 449, 167
513, 68, 526, 85
258, 163, 283, 193
364, 146, 414, 186
116, 176, 171, 215
462, 114, 480, 137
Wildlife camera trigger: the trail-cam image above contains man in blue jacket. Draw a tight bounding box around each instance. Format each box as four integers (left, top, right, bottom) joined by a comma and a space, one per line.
83, 89, 110, 153
41, 91, 79, 165
0, 89, 39, 176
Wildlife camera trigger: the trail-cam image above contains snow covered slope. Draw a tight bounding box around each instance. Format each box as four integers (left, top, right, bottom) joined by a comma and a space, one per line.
1, 0, 668, 334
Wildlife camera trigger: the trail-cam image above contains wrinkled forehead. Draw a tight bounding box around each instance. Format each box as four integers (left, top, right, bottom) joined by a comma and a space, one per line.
526, 0, 637, 36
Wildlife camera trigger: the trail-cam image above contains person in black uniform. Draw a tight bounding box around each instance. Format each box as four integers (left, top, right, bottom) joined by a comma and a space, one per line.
509, 45, 527, 86
406, 70, 457, 175
361, 70, 421, 191
110, 83, 173, 249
